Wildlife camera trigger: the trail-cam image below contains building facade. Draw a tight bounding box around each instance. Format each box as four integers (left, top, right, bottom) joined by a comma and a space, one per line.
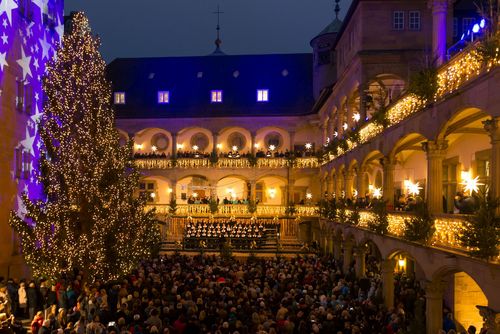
0, 0, 64, 277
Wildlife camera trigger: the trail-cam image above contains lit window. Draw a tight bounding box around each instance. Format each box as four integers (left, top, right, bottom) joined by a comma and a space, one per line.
114, 92, 125, 104
257, 89, 269, 102
409, 11, 420, 30
393, 11, 404, 30
158, 91, 170, 104
211, 90, 223, 103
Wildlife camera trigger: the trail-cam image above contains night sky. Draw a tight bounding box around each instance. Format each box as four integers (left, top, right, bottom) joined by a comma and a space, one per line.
64, 0, 349, 63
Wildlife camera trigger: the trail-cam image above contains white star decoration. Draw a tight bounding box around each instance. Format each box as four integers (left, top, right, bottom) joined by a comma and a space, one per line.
31, 104, 43, 124
54, 16, 64, 41
0, 0, 18, 25
16, 46, 32, 80
39, 32, 51, 59
1, 32, 7, 44
32, 0, 49, 20
0, 51, 8, 71
20, 128, 36, 156
16, 195, 27, 219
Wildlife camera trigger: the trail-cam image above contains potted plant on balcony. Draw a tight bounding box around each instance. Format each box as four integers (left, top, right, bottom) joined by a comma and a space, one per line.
209, 151, 219, 166
458, 190, 500, 260
285, 202, 297, 217
169, 198, 177, 215
247, 154, 258, 167
403, 202, 435, 244
408, 59, 438, 102
209, 198, 219, 214
367, 199, 389, 235
247, 200, 257, 214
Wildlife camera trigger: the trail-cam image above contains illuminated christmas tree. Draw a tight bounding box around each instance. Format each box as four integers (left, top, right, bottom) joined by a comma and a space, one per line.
9, 12, 160, 282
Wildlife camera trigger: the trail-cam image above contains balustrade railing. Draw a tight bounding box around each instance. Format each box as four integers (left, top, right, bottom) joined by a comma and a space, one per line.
146, 204, 319, 217
334, 210, 479, 258
135, 157, 319, 169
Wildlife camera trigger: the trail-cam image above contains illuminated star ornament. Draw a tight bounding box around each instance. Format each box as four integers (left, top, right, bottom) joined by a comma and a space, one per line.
462, 175, 483, 196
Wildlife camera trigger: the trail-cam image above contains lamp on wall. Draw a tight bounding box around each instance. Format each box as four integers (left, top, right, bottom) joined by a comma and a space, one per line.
306, 192, 312, 200
134, 143, 143, 150
268, 188, 276, 199
176, 143, 184, 150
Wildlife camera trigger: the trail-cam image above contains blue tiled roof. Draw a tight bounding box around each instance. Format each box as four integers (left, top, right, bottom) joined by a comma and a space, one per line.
106, 53, 314, 118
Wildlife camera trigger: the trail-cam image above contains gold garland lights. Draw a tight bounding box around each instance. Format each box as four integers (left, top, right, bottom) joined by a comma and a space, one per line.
9, 12, 160, 282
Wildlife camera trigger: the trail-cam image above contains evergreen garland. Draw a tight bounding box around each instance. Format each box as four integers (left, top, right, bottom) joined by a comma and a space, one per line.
458, 191, 500, 260
403, 202, 435, 244
367, 199, 389, 234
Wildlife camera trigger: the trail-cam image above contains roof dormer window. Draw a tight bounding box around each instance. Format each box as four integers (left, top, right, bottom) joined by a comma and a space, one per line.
257, 89, 269, 102
114, 92, 125, 104
158, 91, 170, 104
211, 90, 223, 103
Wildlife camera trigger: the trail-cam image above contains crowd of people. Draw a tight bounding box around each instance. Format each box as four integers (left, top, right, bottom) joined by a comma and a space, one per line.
183, 221, 273, 250
0, 254, 484, 334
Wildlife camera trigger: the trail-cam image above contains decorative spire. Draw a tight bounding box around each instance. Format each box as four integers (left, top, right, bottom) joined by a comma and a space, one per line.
213, 5, 224, 52
335, 0, 340, 19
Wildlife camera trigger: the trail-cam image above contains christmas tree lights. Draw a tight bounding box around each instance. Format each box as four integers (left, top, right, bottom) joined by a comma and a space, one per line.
9, 12, 160, 282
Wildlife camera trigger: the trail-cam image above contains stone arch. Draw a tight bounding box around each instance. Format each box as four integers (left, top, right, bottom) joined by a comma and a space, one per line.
177, 127, 213, 152
138, 175, 172, 204
218, 126, 252, 153
255, 174, 287, 205
365, 73, 406, 119
386, 249, 426, 280
133, 127, 173, 153
430, 265, 492, 332
390, 133, 428, 202
216, 175, 250, 201
255, 126, 291, 151
437, 107, 489, 141
176, 174, 209, 203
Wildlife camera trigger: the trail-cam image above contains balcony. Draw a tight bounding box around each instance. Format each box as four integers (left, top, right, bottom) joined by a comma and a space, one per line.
135, 156, 320, 170
332, 210, 499, 262
324, 38, 500, 163
146, 204, 320, 217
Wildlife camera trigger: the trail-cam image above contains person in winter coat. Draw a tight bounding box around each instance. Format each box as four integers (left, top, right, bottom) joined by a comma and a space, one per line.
17, 284, 27, 318
27, 283, 38, 321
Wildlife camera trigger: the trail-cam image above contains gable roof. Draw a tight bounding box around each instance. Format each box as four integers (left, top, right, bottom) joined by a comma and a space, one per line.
107, 53, 314, 119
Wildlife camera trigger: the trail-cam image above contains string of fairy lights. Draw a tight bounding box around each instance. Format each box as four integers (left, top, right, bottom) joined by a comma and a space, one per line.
9, 13, 160, 282
324, 40, 500, 163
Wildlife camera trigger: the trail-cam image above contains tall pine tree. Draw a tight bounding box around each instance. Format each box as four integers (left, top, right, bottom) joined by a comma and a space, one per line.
9, 13, 160, 282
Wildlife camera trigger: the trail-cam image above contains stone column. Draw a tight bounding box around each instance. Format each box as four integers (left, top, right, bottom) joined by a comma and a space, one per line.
171, 132, 178, 158
208, 178, 218, 199
327, 176, 335, 198
381, 259, 395, 308
429, 0, 451, 65
483, 118, 500, 208
358, 84, 368, 123
170, 179, 177, 201
422, 140, 448, 214
212, 132, 219, 153
425, 280, 446, 334
354, 245, 367, 278
342, 239, 354, 274
289, 131, 296, 151
382, 157, 396, 209
345, 170, 355, 199
288, 177, 296, 204
357, 166, 367, 199
333, 234, 342, 262
251, 132, 257, 156
250, 180, 257, 202
335, 173, 343, 199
